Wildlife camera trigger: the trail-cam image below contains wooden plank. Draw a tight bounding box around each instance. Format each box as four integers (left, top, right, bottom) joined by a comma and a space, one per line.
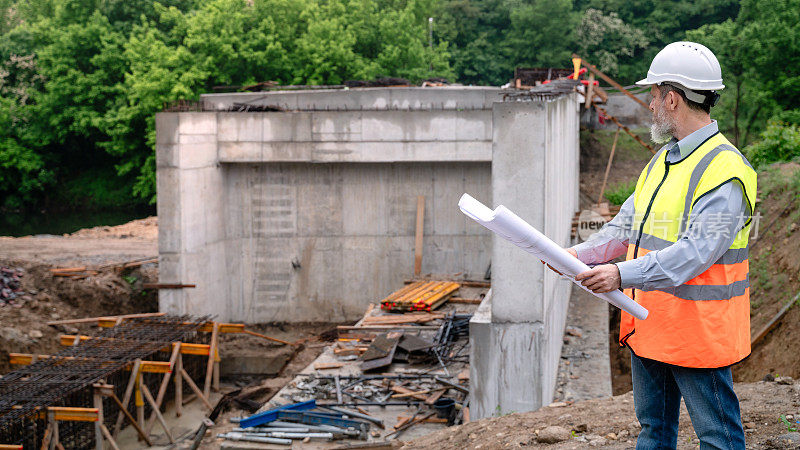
140, 383, 174, 443
585, 73, 595, 109
33, 407, 99, 422
391, 389, 433, 399
448, 297, 482, 304
203, 322, 219, 399
593, 104, 655, 155
363, 313, 444, 325
414, 195, 425, 276
395, 415, 447, 424
174, 351, 183, 418
752, 291, 800, 346
97, 318, 243, 331
180, 368, 213, 410
424, 389, 446, 405
103, 389, 151, 445
242, 329, 293, 346
113, 359, 140, 439
144, 343, 180, 435
390, 386, 428, 401
337, 326, 439, 331
47, 312, 165, 326
314, 362, 344, 370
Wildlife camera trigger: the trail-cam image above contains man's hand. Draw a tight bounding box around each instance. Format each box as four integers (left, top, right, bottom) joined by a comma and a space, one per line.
575, 264, 621, 293
542, 248, 578, 276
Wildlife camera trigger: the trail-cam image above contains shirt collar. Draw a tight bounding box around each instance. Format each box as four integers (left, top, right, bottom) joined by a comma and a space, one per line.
667, 120, 719, 160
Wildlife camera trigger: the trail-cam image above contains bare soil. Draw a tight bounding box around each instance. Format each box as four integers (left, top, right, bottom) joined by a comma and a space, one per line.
404, 379, 800, 449
0, 259, 158, 373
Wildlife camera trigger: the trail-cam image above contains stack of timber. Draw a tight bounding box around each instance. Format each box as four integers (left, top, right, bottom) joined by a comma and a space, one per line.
379, 281, 460, 312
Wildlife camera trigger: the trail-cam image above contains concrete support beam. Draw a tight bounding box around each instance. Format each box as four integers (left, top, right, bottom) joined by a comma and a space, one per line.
470, 94, 580, 420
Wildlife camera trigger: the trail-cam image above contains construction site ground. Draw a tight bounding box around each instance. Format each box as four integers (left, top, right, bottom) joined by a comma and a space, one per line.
2, 129, 800, 448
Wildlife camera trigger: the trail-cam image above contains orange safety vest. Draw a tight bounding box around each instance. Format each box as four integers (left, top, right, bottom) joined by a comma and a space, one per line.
619, 132, 757, 368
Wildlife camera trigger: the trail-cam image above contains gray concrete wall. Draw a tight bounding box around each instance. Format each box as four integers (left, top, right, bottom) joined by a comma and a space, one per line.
156, 88, 498, 323
201, 86, 504, 112
586, 91, 651, 129
470, 93, 580, 419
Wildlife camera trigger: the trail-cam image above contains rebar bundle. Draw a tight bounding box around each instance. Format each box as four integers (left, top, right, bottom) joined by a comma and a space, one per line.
0, 315, 208, 447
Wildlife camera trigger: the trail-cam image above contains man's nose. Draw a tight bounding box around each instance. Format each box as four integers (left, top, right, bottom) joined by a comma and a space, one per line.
649, 97, 656, 112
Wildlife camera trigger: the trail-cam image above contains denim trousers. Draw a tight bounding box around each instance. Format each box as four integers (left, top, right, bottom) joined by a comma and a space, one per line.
631, 352, 746, 450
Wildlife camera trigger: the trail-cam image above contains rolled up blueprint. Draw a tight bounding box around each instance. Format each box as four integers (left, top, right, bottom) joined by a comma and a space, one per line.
458, 193, 648, 320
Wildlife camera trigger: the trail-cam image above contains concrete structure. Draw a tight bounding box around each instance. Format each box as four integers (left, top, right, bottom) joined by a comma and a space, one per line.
156, 86, 580, 419
470, 92, 580, 419
156, 87, 502, 323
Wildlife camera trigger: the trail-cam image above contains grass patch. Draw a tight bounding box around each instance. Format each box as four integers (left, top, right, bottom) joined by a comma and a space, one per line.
604, 180, 636, 205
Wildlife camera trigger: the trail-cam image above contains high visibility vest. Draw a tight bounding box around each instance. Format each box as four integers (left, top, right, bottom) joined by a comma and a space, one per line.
619, 132, 757, 368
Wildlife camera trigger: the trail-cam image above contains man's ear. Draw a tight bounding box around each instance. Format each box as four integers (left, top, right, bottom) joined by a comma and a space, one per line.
665, 90, 680, 111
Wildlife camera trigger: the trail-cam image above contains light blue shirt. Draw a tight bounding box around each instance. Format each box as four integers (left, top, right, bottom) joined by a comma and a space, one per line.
572, 121, 750, 291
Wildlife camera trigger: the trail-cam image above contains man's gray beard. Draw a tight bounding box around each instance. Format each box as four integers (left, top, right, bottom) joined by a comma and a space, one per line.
650, 105, 675, 144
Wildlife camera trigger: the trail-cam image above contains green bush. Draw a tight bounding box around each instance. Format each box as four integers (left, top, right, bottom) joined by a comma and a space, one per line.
604, 180, 636, 205
744, 121, 800, 168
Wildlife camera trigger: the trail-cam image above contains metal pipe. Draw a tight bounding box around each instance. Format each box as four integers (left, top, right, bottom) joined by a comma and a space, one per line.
233, 427, 310, 433
318, 406, 384, 428
268, 432, 334, 440
218, 432, 291, 445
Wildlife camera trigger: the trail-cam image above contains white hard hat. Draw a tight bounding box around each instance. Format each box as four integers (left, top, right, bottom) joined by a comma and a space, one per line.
636, 41, 725, 91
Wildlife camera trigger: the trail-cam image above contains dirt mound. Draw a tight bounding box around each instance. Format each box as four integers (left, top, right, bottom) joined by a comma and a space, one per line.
735, 162, 800, 381
403, 380, 800, 449
0, 259, 157, 373
68, 216, 157, 240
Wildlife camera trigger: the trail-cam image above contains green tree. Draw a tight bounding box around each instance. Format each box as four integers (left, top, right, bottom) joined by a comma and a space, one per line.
576, 8, 648, 75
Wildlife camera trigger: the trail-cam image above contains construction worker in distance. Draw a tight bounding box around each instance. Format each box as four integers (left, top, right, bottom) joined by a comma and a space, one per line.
564, 42, 756, 449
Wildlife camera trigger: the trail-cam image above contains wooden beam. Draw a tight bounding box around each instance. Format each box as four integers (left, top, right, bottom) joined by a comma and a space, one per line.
100, 387, 152, 446
144, 343, 181, 436
31, 407, 99, 422
593, 104, 656, 155
180, 367, 213, 411
573, 53, 650, 111
47, 312, 166, 326
448, 297, 482, 304
174, 350, 183, 417
113, 359, 140, 439
242, 329, 293, 346
203, 322, 219, 399
140, 383, 174, 443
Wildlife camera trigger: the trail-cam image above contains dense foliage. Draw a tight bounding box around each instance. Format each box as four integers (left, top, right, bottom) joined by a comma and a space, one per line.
0, 0, 798, 209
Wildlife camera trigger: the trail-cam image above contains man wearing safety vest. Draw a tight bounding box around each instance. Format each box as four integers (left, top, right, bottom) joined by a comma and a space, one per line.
568, 42, 756, 448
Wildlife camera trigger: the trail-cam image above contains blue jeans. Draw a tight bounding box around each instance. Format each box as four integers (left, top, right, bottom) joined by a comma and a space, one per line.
631, 352, 745, 450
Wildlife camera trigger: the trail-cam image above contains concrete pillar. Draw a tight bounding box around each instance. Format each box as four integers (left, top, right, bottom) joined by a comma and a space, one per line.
470, 93, 580, 419
156, 112, 226, 318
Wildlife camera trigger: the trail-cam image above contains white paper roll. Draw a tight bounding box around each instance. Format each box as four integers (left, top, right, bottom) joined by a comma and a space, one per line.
459, 193, 648, 320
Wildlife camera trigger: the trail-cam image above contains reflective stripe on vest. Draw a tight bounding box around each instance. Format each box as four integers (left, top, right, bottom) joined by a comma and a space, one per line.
619, 132, 757, 368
